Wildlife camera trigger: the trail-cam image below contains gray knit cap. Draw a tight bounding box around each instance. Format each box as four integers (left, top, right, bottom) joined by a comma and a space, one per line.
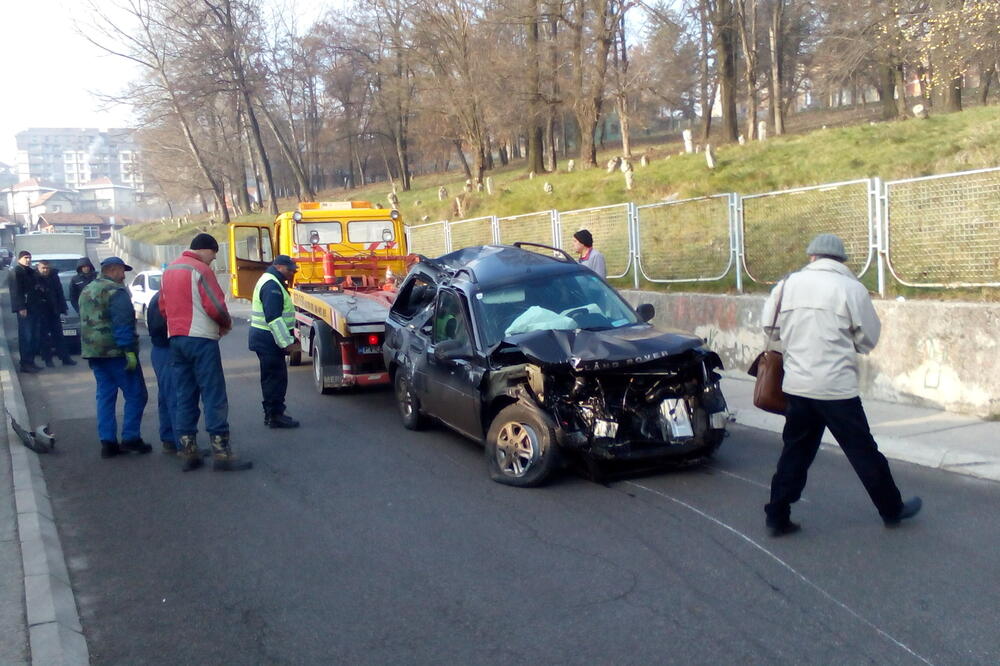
806, 233, 848, 261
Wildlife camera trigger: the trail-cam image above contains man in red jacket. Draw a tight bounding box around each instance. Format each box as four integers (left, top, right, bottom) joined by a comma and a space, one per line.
159, 233, 252, 472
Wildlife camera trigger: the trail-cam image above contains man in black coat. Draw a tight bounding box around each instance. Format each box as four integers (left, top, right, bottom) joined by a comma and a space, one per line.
69, 257, 97, 313
248, 255, 300, 428
9, 251, 45, 372
35, 261, 76, 367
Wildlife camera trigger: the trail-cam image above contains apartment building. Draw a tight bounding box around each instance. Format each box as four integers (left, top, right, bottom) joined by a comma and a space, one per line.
15, 128, 143, 191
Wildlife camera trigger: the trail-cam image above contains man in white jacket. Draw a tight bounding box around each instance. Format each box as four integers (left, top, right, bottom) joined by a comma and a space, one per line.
761, 233, 921, 537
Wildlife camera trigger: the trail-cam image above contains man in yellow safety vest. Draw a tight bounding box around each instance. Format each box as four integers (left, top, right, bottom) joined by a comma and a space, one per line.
249, 255, 300, 428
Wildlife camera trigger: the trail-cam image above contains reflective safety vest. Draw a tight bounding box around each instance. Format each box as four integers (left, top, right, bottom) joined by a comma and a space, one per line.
250, 271, 295, 348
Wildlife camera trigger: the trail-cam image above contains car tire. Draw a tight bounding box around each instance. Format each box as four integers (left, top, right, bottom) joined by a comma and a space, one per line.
486, 404, 560, 487
394, 371, 425, 430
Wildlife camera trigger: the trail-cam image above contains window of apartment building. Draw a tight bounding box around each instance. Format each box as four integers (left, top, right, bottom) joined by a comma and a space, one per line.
83, 226, 100, 239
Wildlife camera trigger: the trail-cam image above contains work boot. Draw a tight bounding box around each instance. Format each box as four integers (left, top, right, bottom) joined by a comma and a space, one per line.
161, 440, 178, 455
61, 356, 77, 366
179, 435, 203, 472
210, 433, 253, 472
44, 358, 55, 368
19, 364, 39, 374
121, 438, 153, 454
268, 412, 300, 429
100, 441, 123, 458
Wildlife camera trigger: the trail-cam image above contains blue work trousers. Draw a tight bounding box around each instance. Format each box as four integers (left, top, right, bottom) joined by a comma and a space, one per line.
89, 356, 149, 444
170, 336, 229, 437
17, 311, 41, 367
150, 344, 177, 446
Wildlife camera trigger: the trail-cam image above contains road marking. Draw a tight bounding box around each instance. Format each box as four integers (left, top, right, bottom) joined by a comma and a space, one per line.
625, 480, 933, 666
705, 465, 812, 503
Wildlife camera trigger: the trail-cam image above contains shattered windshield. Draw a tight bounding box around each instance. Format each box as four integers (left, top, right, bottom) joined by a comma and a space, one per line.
475, 272, 639, 347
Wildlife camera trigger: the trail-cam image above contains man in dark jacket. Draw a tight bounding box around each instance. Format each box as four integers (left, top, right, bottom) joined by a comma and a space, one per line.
35, 261, 76, 367
69, 257, 97, 313
146, 291, 179, 454
9, 251, 44, 373
248, 255, 300, 428
79, 256, 151, 459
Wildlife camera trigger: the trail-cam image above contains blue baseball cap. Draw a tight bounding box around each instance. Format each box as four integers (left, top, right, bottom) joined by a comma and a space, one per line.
100, 256, 133, 271
273, 255, 299, 271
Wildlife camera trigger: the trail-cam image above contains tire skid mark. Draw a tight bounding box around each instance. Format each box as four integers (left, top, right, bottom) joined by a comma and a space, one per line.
625, 480, 933, 666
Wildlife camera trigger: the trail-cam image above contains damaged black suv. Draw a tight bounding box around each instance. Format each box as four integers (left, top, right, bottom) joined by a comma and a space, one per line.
383, 244, 729, 487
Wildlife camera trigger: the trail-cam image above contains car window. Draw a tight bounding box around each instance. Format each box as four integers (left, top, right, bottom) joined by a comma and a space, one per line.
391, 275, 437, 319
475, 271, 639, 347
433, 290, 471, 346
133, 275, 145, 289
147, 275, 161, 291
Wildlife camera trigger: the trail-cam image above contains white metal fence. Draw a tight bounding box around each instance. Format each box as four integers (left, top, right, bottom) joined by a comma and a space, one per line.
404, 165, 1000, 293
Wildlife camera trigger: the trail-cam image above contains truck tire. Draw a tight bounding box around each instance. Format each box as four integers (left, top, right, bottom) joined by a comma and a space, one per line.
486, 404, 560, 487
311, 323, 339, 395
288, 350, 302, 366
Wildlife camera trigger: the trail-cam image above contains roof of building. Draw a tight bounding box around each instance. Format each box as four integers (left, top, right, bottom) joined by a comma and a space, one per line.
37, 213, 108, 226
77, 177, 135, 190
32, 191, 76, 206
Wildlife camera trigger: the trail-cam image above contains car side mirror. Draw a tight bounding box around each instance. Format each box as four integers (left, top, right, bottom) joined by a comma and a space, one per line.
434, 338, 473, 361
636, 303, 655, 323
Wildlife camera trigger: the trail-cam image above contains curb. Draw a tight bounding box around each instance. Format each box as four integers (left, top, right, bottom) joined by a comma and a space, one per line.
1, 275, 90, 665
728, 402, 1000, 484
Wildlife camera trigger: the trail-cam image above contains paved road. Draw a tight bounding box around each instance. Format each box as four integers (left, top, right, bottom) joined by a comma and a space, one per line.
19, 321, 1000, 665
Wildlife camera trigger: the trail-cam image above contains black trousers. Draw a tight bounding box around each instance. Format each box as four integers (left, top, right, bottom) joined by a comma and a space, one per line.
38, 311, 69, 361
765, 395, 903, 524
256, 351, 288, 417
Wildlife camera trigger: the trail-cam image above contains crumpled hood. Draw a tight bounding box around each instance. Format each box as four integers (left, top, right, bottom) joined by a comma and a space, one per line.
502, 325, 704, 370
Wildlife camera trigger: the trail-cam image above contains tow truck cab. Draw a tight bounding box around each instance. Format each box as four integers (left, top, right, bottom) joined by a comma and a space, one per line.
228, 201, 409, 393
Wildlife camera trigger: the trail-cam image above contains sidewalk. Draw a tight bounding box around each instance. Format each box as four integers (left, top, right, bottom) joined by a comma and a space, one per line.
722, 375, 1000, 483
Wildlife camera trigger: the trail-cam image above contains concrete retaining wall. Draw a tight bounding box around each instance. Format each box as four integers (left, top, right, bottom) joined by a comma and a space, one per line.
621, 291, 1000, 418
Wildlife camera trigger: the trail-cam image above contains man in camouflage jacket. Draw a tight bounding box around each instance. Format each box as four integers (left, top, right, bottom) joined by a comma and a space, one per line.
79, 257, 151, 459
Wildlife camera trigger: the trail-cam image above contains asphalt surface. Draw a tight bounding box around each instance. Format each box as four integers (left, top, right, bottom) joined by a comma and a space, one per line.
18, 321, 1000, 665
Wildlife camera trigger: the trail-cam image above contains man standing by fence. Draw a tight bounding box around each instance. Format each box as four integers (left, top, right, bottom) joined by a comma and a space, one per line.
760, 233, 921, 536
571, 229, 606, 279
160, 233, 252, 472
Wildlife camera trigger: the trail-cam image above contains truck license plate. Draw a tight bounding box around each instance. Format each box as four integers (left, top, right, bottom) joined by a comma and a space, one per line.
359, 344, 381, 355
63, 329, 78, 337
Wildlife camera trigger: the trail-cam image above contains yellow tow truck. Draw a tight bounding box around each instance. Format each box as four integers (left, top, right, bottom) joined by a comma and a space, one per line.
229, 201, 410, 393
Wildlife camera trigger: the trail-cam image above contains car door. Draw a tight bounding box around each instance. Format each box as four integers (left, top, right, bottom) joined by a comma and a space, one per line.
130, 274, 146, 314
422, 289, 483, 439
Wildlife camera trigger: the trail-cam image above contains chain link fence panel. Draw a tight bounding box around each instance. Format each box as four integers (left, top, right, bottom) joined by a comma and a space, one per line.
885, 167, 1000, 287
636, 195, 733, 282
405, 221, 450, 258
558, 204, 632, 278
741, 180, 874, 283
447, 216, 496, 250
496, 211, 556, 250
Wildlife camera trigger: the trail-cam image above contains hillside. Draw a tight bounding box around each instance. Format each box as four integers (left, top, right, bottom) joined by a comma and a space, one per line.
124, 104, 1000, 245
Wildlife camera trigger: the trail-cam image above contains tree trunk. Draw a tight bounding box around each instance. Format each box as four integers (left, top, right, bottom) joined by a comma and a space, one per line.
981, 65, 995, 105
258, 102, 317, 200
394, 118, 411, 191
768, 0, 784, 135
453, 139, 473, 181
713, 0, 740, 142
699, 2, 713, 141
527, 0, 546, 174
893, 64, 909, 118
943, 73, 963, 112
880, 64, 897, 120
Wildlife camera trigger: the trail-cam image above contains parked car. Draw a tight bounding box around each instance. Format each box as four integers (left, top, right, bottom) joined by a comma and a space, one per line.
383, 244, 730, 487
129, 270, 162, 319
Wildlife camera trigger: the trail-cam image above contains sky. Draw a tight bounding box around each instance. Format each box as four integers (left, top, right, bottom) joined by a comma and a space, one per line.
0, 0, 334, 168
